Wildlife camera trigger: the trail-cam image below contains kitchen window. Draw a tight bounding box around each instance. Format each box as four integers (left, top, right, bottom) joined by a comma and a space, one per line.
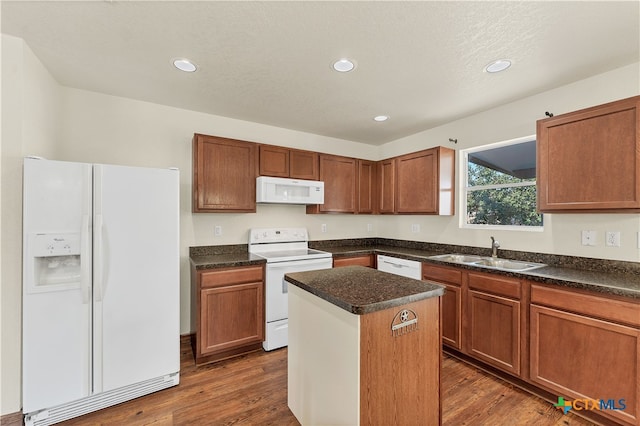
461, 136, 543, 230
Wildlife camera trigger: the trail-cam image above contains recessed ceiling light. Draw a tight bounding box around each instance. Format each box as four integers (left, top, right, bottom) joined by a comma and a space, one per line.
333, 58, 356, 73
373, 115, 389, 122
484, 59, 511, 73
173, 58, 197, 73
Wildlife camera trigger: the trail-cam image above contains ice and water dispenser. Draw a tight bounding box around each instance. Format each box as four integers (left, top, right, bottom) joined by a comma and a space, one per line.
27, 233, 82, 292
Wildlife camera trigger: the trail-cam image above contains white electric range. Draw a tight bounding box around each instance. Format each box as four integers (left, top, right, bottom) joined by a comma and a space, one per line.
249, 228, 332, 351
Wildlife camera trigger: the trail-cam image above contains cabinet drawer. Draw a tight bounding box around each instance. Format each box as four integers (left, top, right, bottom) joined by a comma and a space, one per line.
422, 264, 462, 285
200, 266, 263, 288
468, 273, 520, 299
333, 255, 374, 268
531, 284, 640, 327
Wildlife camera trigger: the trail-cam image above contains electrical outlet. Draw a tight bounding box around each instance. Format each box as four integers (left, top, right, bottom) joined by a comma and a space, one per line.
321, 224, 327, 233
411, 224, 420, 233
367, 223, 373, 232
606, 231, 621, 247
581, 230, 596, 246
214, 225, 222, 237
637, 231, 640, 249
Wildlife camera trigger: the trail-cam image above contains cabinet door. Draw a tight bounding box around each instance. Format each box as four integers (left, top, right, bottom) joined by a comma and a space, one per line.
193, 134, 257, 212
537, 96, 640, 212
530, 305, 639, 425
357, 160, 376, 214
199, 282, 265, 355
467, 290, 521, 375
259, 145, 289, 178
378, 159, 396, 214
307, 154, 357, 213
290, 149, 319, 180
423, 265, 463, 350
395, 147, 454, 215
441, 283, 462, 350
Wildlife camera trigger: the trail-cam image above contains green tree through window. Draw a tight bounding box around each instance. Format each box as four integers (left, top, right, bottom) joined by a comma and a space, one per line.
464, 139, 542, 227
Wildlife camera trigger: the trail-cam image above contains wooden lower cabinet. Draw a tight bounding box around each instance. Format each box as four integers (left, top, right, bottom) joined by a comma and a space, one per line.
422, 260, 639, 425
530, 284, 640, 426
333, 254, 375, 268
440, 284, 462, 350
423, 264, 463, 350
193, 265, 265, 365
467, 290, 521, 376
466, 272, 522, 375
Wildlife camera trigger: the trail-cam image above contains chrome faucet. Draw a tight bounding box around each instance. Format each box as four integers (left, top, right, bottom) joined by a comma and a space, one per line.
490, 236, 500, 258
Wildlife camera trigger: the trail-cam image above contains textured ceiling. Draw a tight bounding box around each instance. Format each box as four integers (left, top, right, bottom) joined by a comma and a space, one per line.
2, 1, 639, 145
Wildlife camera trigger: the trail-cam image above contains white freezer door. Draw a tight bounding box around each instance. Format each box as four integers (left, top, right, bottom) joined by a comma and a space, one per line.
22, 158, 93, 412
92, 164, 180, 393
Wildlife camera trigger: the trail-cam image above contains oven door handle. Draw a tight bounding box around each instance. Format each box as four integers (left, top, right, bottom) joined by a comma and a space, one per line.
282, 277, 288, 294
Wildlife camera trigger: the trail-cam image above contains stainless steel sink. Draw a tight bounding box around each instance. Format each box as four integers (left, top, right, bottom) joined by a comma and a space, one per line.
428, 253, 546, 272
428, 254, 483, 263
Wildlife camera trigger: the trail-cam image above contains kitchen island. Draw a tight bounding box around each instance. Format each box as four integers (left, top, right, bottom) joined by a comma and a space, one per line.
284, 266, 445, 426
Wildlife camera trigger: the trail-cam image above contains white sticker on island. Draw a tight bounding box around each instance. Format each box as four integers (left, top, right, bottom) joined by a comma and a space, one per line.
391, 309, 418, 337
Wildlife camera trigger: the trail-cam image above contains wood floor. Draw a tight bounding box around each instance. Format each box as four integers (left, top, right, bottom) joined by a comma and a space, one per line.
9, 338, 596, 426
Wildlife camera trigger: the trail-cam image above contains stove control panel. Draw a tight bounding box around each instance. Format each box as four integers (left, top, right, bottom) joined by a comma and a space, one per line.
249, 227, 308, 244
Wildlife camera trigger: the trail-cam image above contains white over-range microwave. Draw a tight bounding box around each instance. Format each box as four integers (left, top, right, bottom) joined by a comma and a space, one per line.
256, 176, 324, 205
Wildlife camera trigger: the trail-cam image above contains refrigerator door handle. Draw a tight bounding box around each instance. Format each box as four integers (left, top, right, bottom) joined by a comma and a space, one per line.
81, 214, 91, 304
94, 214, 104, 302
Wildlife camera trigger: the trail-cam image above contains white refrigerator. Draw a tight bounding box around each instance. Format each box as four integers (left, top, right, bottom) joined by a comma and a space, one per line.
22, 157, 180, 426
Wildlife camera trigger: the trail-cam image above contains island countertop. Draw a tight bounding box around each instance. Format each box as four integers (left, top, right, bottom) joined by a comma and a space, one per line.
284, 265, 445, 315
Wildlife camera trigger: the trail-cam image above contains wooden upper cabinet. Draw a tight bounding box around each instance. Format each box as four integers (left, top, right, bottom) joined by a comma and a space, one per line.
307, 154, 357, 214
537, 95, 640, 212
357, 159, 377, 214
259, 145, 319, 180
193, 134, 258, 213
259, 145, 289, 178
378, 159, 396, 214
395, 146, 455, 215
290, 149, 319, 180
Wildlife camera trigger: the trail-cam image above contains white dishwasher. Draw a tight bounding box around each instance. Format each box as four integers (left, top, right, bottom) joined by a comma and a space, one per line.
377, 254, 422, 279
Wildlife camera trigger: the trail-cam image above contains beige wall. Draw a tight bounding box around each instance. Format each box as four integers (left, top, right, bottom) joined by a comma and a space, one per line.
378, 63, 640, 261
1, 32, 638, 415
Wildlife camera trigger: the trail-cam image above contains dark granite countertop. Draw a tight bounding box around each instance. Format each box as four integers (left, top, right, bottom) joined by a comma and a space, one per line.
190, 244, 266, 270
317, 244, 640, 299
285, 265, 445, 315
189, 239, 640, 299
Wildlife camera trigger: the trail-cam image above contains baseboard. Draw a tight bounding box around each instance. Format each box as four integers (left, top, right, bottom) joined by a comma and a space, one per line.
180, 333, 193, 346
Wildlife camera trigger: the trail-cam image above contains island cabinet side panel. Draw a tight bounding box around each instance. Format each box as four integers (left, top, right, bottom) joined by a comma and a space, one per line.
287, 285, 360, 426
360, 297, 441, 426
